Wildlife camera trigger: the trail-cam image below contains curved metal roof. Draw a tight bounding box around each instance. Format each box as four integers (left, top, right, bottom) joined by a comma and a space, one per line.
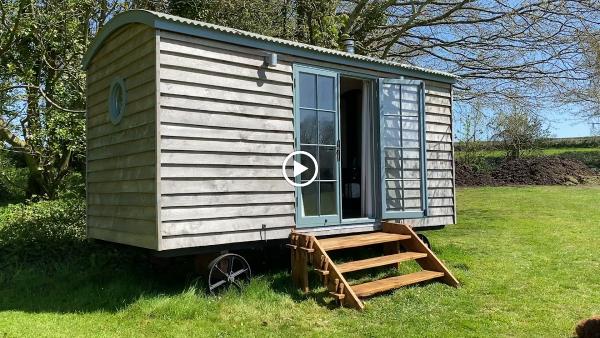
82, 10, 458, 84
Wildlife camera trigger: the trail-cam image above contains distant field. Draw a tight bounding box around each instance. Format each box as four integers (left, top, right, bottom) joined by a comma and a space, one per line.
457, 147, 600, 158
456, 147, 600, 171
1, 186, 599, 337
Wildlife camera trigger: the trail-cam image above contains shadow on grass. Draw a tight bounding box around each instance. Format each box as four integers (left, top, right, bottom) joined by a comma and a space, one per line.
0, 240, 301, 314
266, 267, 346, 309
0, 236, 459, 313
0, 242, 200, 314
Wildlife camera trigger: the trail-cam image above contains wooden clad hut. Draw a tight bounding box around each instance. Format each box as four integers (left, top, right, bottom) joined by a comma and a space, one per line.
83, 10, 459, 306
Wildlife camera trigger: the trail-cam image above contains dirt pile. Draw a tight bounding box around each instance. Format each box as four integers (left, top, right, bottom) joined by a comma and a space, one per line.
456, 156, 597, 186
455, 161, 495, 186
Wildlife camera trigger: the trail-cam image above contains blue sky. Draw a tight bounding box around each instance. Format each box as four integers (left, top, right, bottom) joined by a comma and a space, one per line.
545, 104, 598, 137
548, 115, 592, 137
453, 102, 597, 140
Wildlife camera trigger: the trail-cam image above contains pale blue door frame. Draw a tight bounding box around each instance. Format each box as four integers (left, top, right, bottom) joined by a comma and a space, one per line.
293, 65, 342, 227
378, 78, 429, 219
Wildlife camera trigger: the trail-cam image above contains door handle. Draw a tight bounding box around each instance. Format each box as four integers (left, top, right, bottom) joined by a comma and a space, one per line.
336, 139, 341, 161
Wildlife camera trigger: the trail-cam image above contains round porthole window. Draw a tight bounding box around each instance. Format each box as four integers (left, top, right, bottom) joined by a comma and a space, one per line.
108, 78, 127, 125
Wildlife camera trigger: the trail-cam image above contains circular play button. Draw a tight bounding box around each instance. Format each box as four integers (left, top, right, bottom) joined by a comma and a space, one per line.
282, 151, 318, 187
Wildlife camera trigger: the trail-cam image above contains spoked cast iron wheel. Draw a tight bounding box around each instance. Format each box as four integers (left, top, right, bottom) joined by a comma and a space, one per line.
207, 253, 252, 294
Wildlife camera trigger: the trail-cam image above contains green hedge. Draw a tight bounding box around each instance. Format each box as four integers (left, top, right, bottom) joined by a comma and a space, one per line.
455, 136, 600, 152
0, 198, 86, 266
537, 136, 600, 149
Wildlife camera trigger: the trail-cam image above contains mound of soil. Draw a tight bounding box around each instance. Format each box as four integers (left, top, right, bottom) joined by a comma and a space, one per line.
457, 156, 597, 186
455, 161, 495, 186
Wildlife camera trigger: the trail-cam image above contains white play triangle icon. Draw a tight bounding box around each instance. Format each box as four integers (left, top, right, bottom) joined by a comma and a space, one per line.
293, 161, 308, 177
282, 151, 318, 187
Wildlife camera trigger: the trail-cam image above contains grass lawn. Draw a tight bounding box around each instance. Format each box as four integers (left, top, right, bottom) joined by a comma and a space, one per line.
1, 186, 599, 337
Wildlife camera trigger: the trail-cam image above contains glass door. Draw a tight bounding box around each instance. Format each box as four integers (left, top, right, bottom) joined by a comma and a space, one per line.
378, 78, 428, 219
294, 66, 340, 227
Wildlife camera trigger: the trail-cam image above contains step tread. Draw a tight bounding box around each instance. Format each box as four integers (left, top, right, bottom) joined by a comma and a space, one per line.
352, 270, 444, 297
337, 252, 428, 273
319, 232, 410, 251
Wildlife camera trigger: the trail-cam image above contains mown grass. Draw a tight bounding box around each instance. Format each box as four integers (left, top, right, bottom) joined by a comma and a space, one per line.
1, 186, 599, 337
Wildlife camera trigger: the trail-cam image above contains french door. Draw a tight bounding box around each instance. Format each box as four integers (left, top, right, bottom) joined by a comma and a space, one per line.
293, 68, 429, 227
294, 66, 341, 227
378, 78, 428, 219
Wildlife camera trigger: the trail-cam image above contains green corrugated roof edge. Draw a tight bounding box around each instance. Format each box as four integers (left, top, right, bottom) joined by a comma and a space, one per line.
82, 10, 458, 84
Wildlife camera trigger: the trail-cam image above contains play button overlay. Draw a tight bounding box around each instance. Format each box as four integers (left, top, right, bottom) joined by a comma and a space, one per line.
282, 151, 318, 187
293, 160, 309, 177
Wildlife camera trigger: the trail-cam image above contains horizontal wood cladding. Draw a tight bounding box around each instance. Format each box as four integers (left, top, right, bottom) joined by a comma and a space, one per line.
161, 109, 293, 132
161, 137, 293, 155
88, 205, 156, 221
160, 95, 292, 119
161, 215, 295, 236
399, 215, 454, 228
160, 227, 292, 250
88, 179, 156, 194
87, 166, 156, 183
86, 23, 158, 249
161, 203, 294, 222
89, 24, 149, 67
161, 151, 286, 167
88, 227, 156, 249
161, 124, 293, 143
426, 197, 454, 207
88, 151, 155, 172
89, 193, 156, 206
430, 84, 454, 224
88, 39, 155, 92
161, 165, 292, 179
161, 192, 294, 207
160, 67, 292, 96
160, 81, 292, 107
161, 178, 292, 195
88, 123, 155, 150
158, 30, 295, 242
160, 52, 292, 84
155, 30, 454, 239
88, 215, 156, 233
159, 31, 292, 73
88, 137, 155, 161
88, 80, 156, 116
88, 106, 155, 139
420, 82, 455, 226
88, 62, 155, 103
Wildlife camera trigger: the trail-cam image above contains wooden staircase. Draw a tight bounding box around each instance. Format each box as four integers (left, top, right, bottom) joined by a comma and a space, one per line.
289, 221, 459, 310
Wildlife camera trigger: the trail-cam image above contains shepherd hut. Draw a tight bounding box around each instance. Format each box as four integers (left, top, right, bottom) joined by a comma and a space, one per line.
83, 10, 459, 308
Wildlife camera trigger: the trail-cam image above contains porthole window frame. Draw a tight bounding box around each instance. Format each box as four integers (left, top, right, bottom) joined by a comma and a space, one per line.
108, 78, 127, 125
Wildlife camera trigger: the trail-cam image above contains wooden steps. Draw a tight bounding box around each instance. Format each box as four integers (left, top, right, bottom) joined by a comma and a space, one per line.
289, 221, 460, 310
337, 252, 427, 273
352, 270, 444, 297
319, 232, 411, 251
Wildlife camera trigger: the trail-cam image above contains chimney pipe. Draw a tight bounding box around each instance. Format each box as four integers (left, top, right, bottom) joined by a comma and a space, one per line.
341, 34, 355, 54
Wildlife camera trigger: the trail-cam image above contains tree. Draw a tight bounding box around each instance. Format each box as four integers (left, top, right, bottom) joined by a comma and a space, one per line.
569, 31, 600, 119
0, 0, 131, 198
490, 106, 550, 159
169, 0, 296, 40
295, 0, 342, 49
455, 99, 488, 166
